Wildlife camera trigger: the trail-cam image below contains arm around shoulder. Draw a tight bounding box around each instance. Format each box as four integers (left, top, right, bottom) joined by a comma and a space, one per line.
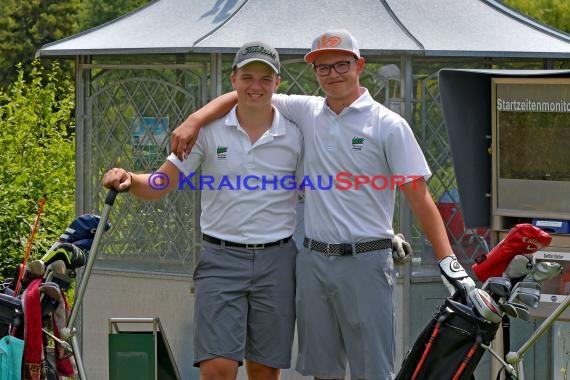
171, 91, 238, 160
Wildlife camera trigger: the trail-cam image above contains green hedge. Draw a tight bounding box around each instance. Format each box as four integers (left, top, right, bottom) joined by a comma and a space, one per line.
0, 62, 75, 280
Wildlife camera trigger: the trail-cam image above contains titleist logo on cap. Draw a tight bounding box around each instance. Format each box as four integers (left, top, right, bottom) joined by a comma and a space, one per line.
241, 45, 277, 60
233, 41, 280, 74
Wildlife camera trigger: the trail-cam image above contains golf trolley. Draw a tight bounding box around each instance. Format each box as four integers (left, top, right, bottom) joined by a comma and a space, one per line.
396, 223, 570, 380
0, 189, 117, 380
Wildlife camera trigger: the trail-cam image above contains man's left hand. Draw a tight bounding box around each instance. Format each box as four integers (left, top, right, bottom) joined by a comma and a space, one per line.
439, 254, 476, 301
392, 233, 413, 265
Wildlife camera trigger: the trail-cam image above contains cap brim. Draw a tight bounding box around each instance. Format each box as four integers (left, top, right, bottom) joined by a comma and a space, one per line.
234, 58, 279, 74
304, 49, 359, 64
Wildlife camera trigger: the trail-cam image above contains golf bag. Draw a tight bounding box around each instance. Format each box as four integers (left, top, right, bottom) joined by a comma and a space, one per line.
397, 223, 559, 380
396, 297, 499, 380
1, 214, 110, 380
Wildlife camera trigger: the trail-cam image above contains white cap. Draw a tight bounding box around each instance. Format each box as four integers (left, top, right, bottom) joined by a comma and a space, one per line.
304, 29, 360, 64
233, 41, 280, 74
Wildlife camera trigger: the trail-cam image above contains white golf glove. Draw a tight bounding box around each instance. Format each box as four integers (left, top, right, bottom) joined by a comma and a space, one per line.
392, 233, 413, 265
438, 254, 476, 302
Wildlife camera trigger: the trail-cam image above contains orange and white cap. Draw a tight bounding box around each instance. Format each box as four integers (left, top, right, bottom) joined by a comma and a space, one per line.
304, 29, 360, 64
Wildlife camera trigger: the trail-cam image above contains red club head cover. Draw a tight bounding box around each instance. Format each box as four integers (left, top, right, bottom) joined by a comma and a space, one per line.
472, 223, 552, 282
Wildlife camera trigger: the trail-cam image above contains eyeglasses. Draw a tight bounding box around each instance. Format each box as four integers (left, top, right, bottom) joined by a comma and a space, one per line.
313, 59, 358, 76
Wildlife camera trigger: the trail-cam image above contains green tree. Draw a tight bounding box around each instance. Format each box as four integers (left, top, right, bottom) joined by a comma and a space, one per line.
504, 0, 570, 33
0, 0, 80, 89
0, 62, 76, 280
78, 0, 149, 31
0, 0, 152, 90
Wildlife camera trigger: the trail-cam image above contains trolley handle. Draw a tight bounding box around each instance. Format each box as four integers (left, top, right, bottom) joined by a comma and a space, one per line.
105, 188, 118, 206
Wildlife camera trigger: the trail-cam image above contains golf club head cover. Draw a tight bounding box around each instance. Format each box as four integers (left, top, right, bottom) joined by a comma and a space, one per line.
59, 214, 111, 245
392, 233, 413, 265
41, 242, 87, 270
472, 223, 551, 282
438, 254, 476, 302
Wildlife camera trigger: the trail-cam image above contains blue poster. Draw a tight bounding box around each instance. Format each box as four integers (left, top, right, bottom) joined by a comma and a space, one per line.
131, 117, 169, 171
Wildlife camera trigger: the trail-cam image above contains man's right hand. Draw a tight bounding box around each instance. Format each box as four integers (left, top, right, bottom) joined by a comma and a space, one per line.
102, 168, 132, 192
171, 118, 200, 161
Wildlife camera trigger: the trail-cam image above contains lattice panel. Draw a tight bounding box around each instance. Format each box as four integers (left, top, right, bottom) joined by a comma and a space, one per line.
83, 66, 205, 274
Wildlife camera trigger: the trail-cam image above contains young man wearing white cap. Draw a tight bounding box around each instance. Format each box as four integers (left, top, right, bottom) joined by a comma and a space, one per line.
103, 41, 303, 380
170, 30, 475, 379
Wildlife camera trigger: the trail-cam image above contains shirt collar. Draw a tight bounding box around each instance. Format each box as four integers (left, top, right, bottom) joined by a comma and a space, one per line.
348, 87, 374, 111
321, 87, 374, 116
225, 105, 287, 136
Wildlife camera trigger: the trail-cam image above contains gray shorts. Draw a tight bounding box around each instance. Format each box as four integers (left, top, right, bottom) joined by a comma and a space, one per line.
295, 246, 395, 379
192, 239, 297, 369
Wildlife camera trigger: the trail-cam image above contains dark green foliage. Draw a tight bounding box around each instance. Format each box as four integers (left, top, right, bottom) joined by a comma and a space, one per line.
0, 0, 150, 90
78, 0, 150, 31
0, 0, 80, 89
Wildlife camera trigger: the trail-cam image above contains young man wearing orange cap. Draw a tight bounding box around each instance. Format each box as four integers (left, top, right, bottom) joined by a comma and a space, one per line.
170, 30, 474, 379
103, 41, 303, 380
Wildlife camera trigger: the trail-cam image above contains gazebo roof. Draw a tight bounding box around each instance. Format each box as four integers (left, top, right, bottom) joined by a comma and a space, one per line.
37, 0, 570, 58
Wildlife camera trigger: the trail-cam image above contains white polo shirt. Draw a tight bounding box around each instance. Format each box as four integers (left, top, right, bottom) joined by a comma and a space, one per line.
167, 105, 303, 243
273, 89, 431, 242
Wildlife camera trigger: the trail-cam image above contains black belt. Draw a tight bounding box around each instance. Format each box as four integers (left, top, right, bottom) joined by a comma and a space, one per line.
203, 234, 292, 250
303, 237, 391, 256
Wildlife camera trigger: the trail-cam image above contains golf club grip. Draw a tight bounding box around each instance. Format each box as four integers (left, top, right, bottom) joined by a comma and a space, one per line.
105, 188, 118, 206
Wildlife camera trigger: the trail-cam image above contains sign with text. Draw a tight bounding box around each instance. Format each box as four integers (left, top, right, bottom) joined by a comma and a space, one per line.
131, 117, 169, 171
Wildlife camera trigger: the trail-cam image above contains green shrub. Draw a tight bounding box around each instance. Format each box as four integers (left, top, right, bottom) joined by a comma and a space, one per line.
0, 61, 75, 280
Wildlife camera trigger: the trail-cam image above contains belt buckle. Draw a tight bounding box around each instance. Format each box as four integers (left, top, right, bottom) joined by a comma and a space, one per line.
339, 243, 353, 255
246, 243, 265, 250
325, 243, 336, 255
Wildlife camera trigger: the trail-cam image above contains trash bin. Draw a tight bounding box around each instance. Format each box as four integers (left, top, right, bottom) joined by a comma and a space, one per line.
108, 317, 180, 380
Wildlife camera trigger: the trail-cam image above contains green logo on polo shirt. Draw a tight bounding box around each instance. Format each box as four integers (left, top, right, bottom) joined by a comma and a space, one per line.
217, 145, 228, 159
352, 136, 366, 151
